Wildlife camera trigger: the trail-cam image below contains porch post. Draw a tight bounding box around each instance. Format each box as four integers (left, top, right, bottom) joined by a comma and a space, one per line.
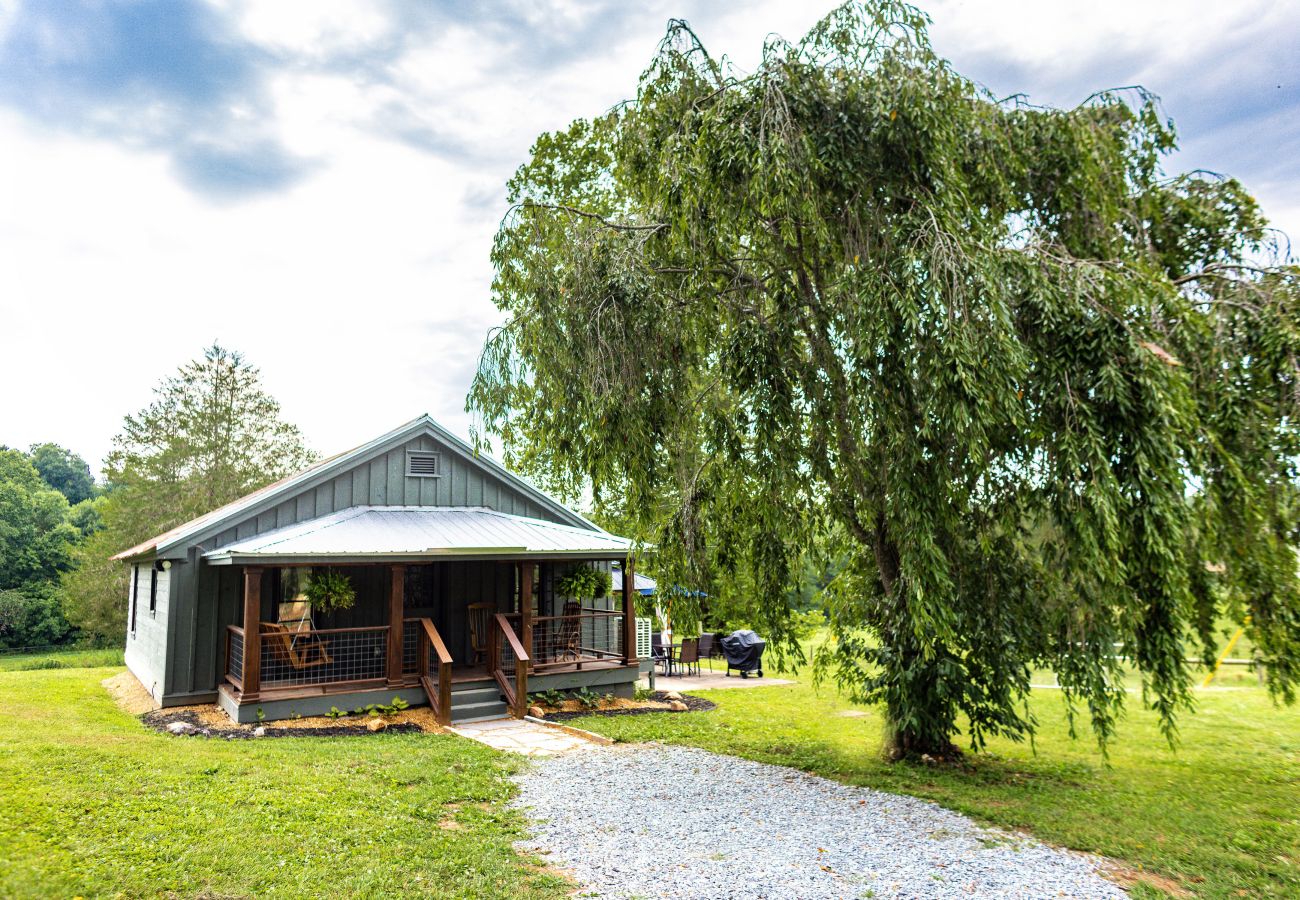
519, 561, 533, 664
241, 567, 263, 701
622, 556, 637, 665
387, 564, 406, 687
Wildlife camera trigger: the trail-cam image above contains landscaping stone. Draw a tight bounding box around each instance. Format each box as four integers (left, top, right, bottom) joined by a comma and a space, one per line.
513, 744, 1127, 900
668, 700, 688, 711
541, 691, 715, 723
165, 721, 198, 735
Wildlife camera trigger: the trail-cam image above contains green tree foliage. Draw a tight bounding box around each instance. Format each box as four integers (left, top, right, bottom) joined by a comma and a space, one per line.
0, 450, 80, 592
470, 2, 1300, 757
62, 344, 316, 642
0, 584, 72, 648
0, 451, 79, 649
67, 496, 108, 537
27, 443, 96, 505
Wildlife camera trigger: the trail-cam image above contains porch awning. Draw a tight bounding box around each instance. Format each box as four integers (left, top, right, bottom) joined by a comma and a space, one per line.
612, 564, 657, 594
202, 506, 633, 565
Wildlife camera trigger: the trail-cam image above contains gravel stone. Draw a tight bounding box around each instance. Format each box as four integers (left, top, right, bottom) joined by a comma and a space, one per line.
513, 744, 1125, 899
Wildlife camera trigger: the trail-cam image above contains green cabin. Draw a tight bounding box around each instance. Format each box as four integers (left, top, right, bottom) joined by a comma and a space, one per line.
113, 415, 646, 724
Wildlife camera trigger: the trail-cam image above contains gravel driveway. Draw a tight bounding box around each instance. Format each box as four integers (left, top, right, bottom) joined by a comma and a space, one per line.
512, 744, 1126, 899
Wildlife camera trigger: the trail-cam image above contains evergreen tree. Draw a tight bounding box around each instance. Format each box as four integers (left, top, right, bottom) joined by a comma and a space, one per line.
63, 344, 315, 642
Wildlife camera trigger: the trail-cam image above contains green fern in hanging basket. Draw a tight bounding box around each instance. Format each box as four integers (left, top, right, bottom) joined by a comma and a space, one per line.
303, 569, 356, 615
555, 566, 613, 600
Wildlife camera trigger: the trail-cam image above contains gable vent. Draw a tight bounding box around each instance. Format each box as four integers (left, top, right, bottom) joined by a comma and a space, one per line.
406, 451, 441, 477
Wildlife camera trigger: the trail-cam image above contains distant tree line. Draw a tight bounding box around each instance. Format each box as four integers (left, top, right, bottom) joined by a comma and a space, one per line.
0, 344, 314, 651
0, 445, 102, 648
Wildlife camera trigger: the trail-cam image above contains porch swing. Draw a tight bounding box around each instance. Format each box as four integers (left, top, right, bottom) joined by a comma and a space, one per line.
261, 620, 332, 669
262, 570, 337, 673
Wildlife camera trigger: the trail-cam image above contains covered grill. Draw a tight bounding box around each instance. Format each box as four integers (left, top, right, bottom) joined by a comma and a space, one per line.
720, 629, 765, 677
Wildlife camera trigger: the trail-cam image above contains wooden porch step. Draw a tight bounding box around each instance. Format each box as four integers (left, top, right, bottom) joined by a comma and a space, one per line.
451, 701, 509, 723
448, 677, 508, 723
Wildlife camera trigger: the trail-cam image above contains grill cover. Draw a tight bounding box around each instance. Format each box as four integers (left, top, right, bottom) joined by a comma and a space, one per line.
720, 630, 765, 672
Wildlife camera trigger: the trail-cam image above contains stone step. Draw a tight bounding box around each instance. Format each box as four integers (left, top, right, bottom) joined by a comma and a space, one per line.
450, 685, 504, 706
450, 699, 508, 723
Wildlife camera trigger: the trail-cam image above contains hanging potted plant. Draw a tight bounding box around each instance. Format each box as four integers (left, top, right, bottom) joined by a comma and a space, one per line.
303, 568, 357, 616
555, 566, 613, 601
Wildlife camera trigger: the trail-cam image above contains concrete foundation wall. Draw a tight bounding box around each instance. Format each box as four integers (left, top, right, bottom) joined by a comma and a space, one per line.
218, 686, 426, 724
529, 665, 639, 698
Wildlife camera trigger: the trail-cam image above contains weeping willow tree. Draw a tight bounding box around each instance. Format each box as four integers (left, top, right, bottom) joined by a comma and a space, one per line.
469, 1, 1300, 758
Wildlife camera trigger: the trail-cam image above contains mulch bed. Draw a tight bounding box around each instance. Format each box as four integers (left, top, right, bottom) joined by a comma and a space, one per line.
541, 691, 716, 723
141, 708, 424, 739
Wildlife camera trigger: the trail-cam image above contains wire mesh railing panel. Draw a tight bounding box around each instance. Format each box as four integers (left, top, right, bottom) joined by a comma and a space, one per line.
402, 622, 419, 677
530, 611, 624, 664
226, 627, 244, 683
496, 620, 518, 678
258, 626, 388, 688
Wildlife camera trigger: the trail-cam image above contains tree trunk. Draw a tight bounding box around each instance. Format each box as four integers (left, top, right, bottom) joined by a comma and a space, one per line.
872, 523, 961, 761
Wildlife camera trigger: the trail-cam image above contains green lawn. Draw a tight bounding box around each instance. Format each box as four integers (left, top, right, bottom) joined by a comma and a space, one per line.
0, 665, 567, 899
2, 655, 1295, 899
571, 659, 1300, 900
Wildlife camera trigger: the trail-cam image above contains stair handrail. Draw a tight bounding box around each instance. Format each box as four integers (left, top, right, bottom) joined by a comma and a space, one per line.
490, 613, 530, 717
418, 617, 453, 725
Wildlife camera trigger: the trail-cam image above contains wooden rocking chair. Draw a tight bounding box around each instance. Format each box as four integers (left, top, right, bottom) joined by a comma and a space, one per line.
466, 602, 496, 666
261, 621, 332, 669
554, 601, 583, 662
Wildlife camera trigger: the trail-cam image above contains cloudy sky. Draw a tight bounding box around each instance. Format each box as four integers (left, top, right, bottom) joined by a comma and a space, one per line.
1, 0, 1297, 474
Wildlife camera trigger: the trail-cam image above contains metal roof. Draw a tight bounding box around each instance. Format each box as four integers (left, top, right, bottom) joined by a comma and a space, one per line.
114, 414, 604, 562
202, 506, 633, 564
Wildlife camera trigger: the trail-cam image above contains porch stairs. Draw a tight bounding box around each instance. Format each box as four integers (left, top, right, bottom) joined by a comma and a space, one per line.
445, 677, 509, 723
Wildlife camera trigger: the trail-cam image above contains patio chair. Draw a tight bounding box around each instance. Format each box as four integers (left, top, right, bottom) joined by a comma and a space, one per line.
677, 637, 700, 677
260, 621, 331, 669
466, 602, 496, 666
554, 601, 583, 661
697, 632, 718, 665
651, 633, 672, 675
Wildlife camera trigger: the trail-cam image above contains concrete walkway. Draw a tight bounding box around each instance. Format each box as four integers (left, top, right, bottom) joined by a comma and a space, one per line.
448, 717, 602, 756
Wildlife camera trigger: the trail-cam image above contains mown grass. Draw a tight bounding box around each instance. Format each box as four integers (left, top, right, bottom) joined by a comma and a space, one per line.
572, 658, 1300, 899
0, 666, 567, 899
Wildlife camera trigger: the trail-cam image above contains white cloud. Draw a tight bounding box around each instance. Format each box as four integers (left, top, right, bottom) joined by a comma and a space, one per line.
0, 0, 1295, 472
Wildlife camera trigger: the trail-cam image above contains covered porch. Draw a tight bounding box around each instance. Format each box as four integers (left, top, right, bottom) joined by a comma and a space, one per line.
208, 507, 640, 724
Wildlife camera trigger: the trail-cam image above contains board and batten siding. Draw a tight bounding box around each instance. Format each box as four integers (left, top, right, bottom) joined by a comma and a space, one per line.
204, 433, 559, 550
166, 431, 581, 700
123, 563, 170, 703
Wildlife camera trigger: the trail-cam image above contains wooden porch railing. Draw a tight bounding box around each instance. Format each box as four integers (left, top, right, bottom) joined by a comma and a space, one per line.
415, 617, 452, 726
225, 625, 244, 690
489, 612, 530, 718
222, 618, 451, 724
523, 609, 627, 671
